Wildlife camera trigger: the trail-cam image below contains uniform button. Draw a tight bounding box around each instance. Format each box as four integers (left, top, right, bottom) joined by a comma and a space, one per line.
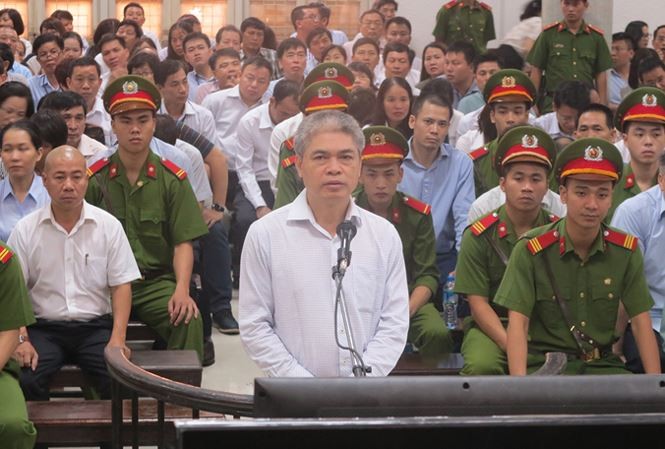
573, 61, 577, 65
573, 74, 578, 78
573, 48, 577, 52
556, 52, 560, 56
581, 321, 586, 327
579, 292, 585, 299
137, 180, 144, 187
608, 293, 614, 299
552, 295, 556, 300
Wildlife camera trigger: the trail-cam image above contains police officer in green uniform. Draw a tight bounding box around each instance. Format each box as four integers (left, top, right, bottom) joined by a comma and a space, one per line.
608, 87, 665, 221
527, 0, 611, 114
495, 138, 661, 375
469, 69, 537, 197
85, 76, 209, 361
456, 126, 557, 375
354, 126, 451, 357
432, 0, 495, 54
274, 78, 351, 209
0, 242, 37, 449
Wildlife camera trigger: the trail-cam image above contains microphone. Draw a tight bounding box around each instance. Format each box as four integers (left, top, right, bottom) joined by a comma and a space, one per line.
336, 220, 357, 276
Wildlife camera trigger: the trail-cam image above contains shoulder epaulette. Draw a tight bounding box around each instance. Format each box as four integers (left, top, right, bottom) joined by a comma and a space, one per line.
444, 0, 458, 9
624, 172, 635, 190
469, 147, 489, 161
86, 158, 110, 178
470, 211, 499, 236
283, 136, 295, 152
526, 229, 560, 255
543, 21, 560, 31
0, 244, 13, 264
403, 195, 431, 216
161, 158, 187, 180
479, 1, 491, 10
587, 24, 604, 35
281, 155, 297, 169
604, 228, 638, 251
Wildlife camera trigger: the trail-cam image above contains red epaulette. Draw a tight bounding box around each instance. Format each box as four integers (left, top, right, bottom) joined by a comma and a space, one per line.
549, 213, 559, 223
479, 2, 492, 10
86, 158, 110, 178
543, 21, 560, 31
469, 147, 489, 161
444, 0, 458, 9
281, 155, 297, 169
161, 158, 187, 180
587, 24, 604, 35
624, 172, 635, 190
470, 211, 499, 236
283, 136, 295, 152
526, 229, 560, 255
0, 244, 13, 264
403, 195, 431, 215
604, 228, 638, 251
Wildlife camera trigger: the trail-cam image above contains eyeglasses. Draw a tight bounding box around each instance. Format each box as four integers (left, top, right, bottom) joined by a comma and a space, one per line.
361, 20, 383, 27
37, 48, 61, 60
303, 14, 321, 21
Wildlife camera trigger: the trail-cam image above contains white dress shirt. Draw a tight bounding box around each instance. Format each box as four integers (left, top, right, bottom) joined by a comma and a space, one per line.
8, 201, 141, 321
236, 103, 275, 208
202, 84, 269, 170
158, 100, 218, 146
468, 186, 568, 222
269, 112, 303, 191
175, 138, 212, 206
78, 133, 107, 160
86, 96, 114, 146
239, 190, 409, 377
533, 112, 574, 140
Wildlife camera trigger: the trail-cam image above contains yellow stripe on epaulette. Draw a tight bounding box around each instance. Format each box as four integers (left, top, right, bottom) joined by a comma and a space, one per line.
161, 158, 187, 180
403, 195, 432, 216
284, 137, 295, 152
470, 212, 499, 236
281, 155, 298, 169
0, 246, 13, 263
526, 229, 559, 255
86, 158, 110, 178
604, 229, 638, 251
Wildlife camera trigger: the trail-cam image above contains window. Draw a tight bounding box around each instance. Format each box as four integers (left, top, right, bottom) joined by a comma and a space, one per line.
249, 0, 297, 42
0, 1, 28, 37
46, 0, 92, 39
325, 0, 362, 41
116, 0, 162, 40
180, 1, 228, 38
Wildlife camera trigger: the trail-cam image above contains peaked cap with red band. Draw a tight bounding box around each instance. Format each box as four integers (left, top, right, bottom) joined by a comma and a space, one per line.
361, 126, 408, 163
495, 125, 556, 175
614, 86, 665, 131
304, 62, 355, 90
553, 138, 623, 187
483, 69, 537, 105
103, 75, 161, 116
300, 80, 349, 115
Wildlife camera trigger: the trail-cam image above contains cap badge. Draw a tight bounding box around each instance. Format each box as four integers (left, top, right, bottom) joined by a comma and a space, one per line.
122, 80, 138, 94
317, 86, 332, 99
643, 93, 658, 107
501, 76, 516, 88
584, 145, 603, 161
324, 67, 338, 79
370, 132, 386, 146
522, 134, 539, 148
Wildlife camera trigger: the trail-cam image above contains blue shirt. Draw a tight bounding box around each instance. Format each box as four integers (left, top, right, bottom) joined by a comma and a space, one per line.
187, 70, 214, 102
452, 80, 480, 110
28, 74, 60, 107
11, 61, 32, 79
609, 68, 630, 106
0, 175, 49, 241
398, 140, 475, 257
610, 185, 665, 332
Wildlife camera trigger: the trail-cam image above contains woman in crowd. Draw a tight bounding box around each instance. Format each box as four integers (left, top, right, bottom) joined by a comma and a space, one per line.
62, 31, 84, 60
373, 77, 413, 139
419, 41, 447, 86
0, 7, 30, 55
164, 20, 194, 63
322, 45, 347, 64
117, 19, 144, 54
625, 20, 650, 49
348, 61, 375, 91
0, 82, 33, 130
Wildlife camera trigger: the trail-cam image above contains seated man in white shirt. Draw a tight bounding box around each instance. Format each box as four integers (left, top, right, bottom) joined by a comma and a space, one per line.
39, 91, 107, 160
239, 110, 409, 377
533, 80, 591, 141
9, 146, 140, 400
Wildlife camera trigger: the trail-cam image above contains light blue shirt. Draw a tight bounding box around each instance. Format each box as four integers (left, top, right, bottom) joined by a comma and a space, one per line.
609, 68, 630, 106
11, 61, 32, 79
187, 70, 214, 102
452, 80, 480, 110
456, 91, 485, 114
0, 175, 49, 241
28, 74, 60, 107
398, 140, 475, 258
611, 185, 665, 332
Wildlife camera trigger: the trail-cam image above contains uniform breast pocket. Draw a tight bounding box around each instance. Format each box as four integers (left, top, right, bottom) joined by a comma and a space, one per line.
139, 208, 167, 240
590, 284, 619, 331
551, 46, 570, 60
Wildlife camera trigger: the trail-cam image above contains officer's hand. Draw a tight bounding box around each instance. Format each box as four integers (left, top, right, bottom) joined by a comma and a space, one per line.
201, 207, 224, 229
13, 341, 39, 371
168, 290, 200, 326
256, 206, 271, 219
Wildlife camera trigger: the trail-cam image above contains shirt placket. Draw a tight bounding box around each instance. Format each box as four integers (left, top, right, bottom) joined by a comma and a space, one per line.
331, 234, 353, 374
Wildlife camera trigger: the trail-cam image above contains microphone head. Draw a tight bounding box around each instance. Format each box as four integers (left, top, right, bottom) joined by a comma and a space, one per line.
337, 220, 357, 240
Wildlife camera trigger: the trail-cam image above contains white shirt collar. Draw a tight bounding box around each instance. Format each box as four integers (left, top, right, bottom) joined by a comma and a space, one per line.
38, 200, 97, 233
287, 189, 363, 233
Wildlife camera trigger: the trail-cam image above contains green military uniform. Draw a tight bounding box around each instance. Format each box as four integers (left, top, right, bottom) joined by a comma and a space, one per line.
456, 125, 558, 375
494, 138, 650, 375
469, 69, 538, 197
527, 20, 612, 113
274, 79, 351, 209
432, 0, 496, 54
0, 243, 37, 448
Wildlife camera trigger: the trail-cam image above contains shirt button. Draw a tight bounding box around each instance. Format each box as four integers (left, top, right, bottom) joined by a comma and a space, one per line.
573, 48, 577, 52
579, 292, 585, 299
581, 321, 587, 327
608, 293, 614, 299
572, 61, 577, 65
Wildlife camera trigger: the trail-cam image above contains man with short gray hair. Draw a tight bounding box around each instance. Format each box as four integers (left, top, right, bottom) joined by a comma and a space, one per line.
239, 110, 409, 377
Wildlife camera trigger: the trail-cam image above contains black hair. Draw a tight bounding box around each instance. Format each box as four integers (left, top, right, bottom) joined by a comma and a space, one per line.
33, 33, 64, 53
552, 80, 592, 111
373, 77, 414, 138
208, 48, 241, 70
419, 76, 454, 106
98, 33, 126, 51
128, 51, 160, 76
39, 90, 88, 115
240, 17, 266, 33
353, 37, 379, 55
1, 119, 42, 150
39, 17, 66, 36
63, 31, 84, 52
575, 103, 613, 130
629, 48, 659, 88
373, 0, 398, 11
55, 58, 74, 88
290, 5, 306, 29
277, 37, 307, 59
446, 41, 476, 66
360, 9, 385, 23
348, 87, 377, 127
118, 19, 144, 39
306, 27, 332, 48
493, 44, 524, 70
347, 61, 375, 88
419, 42, 447, 82
167, 20, 193, 61
385, 16, 411, 33
242, 55, 273, 74
263, 25, 277, 51
411, 92, 452, 120
92, 18, 119, 47
51, 9, 73, 21
625, 20, 648, 48
612, 32, 635, 51
520, 0, 541, 21
129, 36, 157, 59
654, 25, 665, 41
0, 42, 14, 67
272, 79, 301, 103
154, 114, 178, 145
155, 59, 185, 86
637, 56, 665, 85
68, 56, 101, 78
183, 31, 210, 53
30, 109, 67, 148
382, 42, 414, 65
321, 44, 346, 61
0, 81, 34, 119
0, 8, 24, 36
473, 51, 503, 71
216, 25, 242, 45
123, 2, 144, 16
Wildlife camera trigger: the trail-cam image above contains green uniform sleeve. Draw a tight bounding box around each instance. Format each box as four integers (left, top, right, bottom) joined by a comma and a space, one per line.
621, 246, 655, 318
167, 176, 208, 244
274, 165, 302, 209
432, 7, 449, 42
455, 228, 491, 298
526, 29, 549, 69
409, 213, 440, 295
493, 238, 536, 317
0, 249, 35, 331
484, 10, 496, 42
593, 33, 612, 74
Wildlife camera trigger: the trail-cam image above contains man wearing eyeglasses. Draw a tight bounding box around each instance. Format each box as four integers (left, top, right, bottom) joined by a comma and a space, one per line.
28, 34, 63, 105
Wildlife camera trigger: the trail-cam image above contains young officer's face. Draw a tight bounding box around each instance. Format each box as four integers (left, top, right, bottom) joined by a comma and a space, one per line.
500, 163, 549, 213
360, 162, 403, 211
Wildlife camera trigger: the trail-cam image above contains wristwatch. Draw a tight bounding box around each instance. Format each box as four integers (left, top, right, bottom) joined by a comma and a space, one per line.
18, 334, 28, 344
211, 203, 226, 213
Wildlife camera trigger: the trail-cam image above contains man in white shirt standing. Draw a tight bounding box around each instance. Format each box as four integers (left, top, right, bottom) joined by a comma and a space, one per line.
239, 110, 409, 377
9, 146, 140, 400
